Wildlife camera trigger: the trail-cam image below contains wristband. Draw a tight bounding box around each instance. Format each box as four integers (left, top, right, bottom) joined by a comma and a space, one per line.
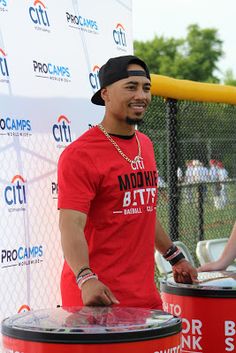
169, 252, 185, 266
76, 271, 97, 285
163, 245, 178, 259
76, 266, 92, 281
165, 248, 181, 261
77, 273, 98, 289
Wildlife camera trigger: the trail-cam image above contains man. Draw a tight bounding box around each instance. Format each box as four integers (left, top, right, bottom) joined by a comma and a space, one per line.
217, 161, 228, 209
58, 55, 198, 309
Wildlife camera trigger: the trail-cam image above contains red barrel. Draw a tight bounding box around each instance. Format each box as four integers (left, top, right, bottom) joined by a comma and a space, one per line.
2, 306, 181, 353
160, 271, 236, 353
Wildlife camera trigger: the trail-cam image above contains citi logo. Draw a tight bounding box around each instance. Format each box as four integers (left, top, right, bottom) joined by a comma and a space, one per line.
33, 60, 70, 82
18, 304, 31, 313
52, 115, 72, 144
29, 0, 50, 30
66, 11, 98, 33
4, 175, 27, 207
113, 23, 127, 50
89, 65, 100, 91
0, 48, 9, 80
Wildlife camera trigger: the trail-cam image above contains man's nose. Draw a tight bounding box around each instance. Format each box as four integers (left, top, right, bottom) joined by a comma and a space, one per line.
134, 88, 147, 99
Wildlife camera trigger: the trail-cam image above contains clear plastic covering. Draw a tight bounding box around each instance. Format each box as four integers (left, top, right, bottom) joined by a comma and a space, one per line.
2, 307, 178, 335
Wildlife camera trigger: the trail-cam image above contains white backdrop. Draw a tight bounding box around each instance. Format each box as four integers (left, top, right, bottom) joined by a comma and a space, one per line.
0, 0, 133, 331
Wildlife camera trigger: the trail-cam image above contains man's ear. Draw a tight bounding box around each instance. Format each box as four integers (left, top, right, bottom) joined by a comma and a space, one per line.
101, 87, 109, 103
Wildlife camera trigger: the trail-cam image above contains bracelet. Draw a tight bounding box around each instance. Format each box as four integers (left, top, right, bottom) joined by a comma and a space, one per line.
76, 272, 97, 285
77, 273, 98, 289
76, 271, 92, 284
76, 266, 92, 281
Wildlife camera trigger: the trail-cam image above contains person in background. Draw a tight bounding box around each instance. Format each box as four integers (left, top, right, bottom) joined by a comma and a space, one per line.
198, 161, 209, 202
184, 160, 194, 203
198, 222, 236, 271
177, 167, 183, 183
58, 55, 198, 309
217, 161, 228, 209
208, 159, 220, 208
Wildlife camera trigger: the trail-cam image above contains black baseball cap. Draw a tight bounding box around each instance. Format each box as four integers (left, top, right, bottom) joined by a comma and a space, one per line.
91, 55, 150, 106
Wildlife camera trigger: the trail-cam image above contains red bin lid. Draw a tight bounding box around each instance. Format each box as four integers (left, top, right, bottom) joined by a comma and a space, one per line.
161, 271, 236, 298
1, 307, 181, 344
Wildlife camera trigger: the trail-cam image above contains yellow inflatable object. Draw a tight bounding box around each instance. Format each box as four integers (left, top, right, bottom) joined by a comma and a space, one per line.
151, 74, 236, 105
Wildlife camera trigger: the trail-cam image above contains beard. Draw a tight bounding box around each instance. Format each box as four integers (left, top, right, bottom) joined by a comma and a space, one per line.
125, 116, 144, 126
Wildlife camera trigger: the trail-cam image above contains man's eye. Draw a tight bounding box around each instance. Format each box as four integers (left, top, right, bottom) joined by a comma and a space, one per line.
144, 86, 151, 92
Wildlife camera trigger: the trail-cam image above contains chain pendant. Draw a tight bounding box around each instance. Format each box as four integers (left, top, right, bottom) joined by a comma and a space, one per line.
97, 124, 142, 165
133, 156, 143, 163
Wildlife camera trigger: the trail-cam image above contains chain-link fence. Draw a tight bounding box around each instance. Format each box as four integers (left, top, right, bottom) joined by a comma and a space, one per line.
140, 96, 236, 266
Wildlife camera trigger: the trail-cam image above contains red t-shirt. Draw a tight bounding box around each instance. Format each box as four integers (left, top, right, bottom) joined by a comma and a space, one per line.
58, 126, 162, 309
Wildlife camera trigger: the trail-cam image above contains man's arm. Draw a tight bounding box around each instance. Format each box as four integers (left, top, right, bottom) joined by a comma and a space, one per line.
198, 222, 236, 271
155, 218, 198, 283
59, 208, 119, 305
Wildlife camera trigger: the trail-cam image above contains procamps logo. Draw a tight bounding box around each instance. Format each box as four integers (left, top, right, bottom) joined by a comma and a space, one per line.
0, 48, 9, 83
66, 11, 99, 34
4, 175, 27, 212
51, 181, 58, 199
0, 0, 8, 12
89, 65, 100, 91
1, 245, 43, 269
28, 0, 50, 32
113, 23, 127, 51
52, 115, 72, 148
0, 114, 32, 137
33, 60, 71, 83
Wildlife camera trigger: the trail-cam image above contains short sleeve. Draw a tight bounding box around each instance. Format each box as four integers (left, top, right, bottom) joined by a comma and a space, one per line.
57, 146, 99, 214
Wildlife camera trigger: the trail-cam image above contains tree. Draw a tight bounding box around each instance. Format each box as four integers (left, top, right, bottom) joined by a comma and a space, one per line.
135, 24, 235, 178
224, 69, 236, 86
134, 24, 223, 83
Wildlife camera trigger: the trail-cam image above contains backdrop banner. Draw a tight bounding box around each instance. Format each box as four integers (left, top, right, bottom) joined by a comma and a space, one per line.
0, 0, 132, 330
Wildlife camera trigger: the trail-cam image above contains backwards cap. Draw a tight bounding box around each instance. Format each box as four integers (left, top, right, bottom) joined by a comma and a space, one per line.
91, 55, 150, 106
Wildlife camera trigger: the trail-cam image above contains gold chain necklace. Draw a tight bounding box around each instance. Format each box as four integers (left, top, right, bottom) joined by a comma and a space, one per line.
97, 123, 142, 164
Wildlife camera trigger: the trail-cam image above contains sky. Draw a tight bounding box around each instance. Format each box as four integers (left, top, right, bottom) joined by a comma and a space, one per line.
132, 0, 236, 81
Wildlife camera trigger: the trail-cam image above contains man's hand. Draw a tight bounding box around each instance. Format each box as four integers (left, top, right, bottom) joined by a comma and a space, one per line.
172, 259, 198, 284
81, 279, 120, 306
